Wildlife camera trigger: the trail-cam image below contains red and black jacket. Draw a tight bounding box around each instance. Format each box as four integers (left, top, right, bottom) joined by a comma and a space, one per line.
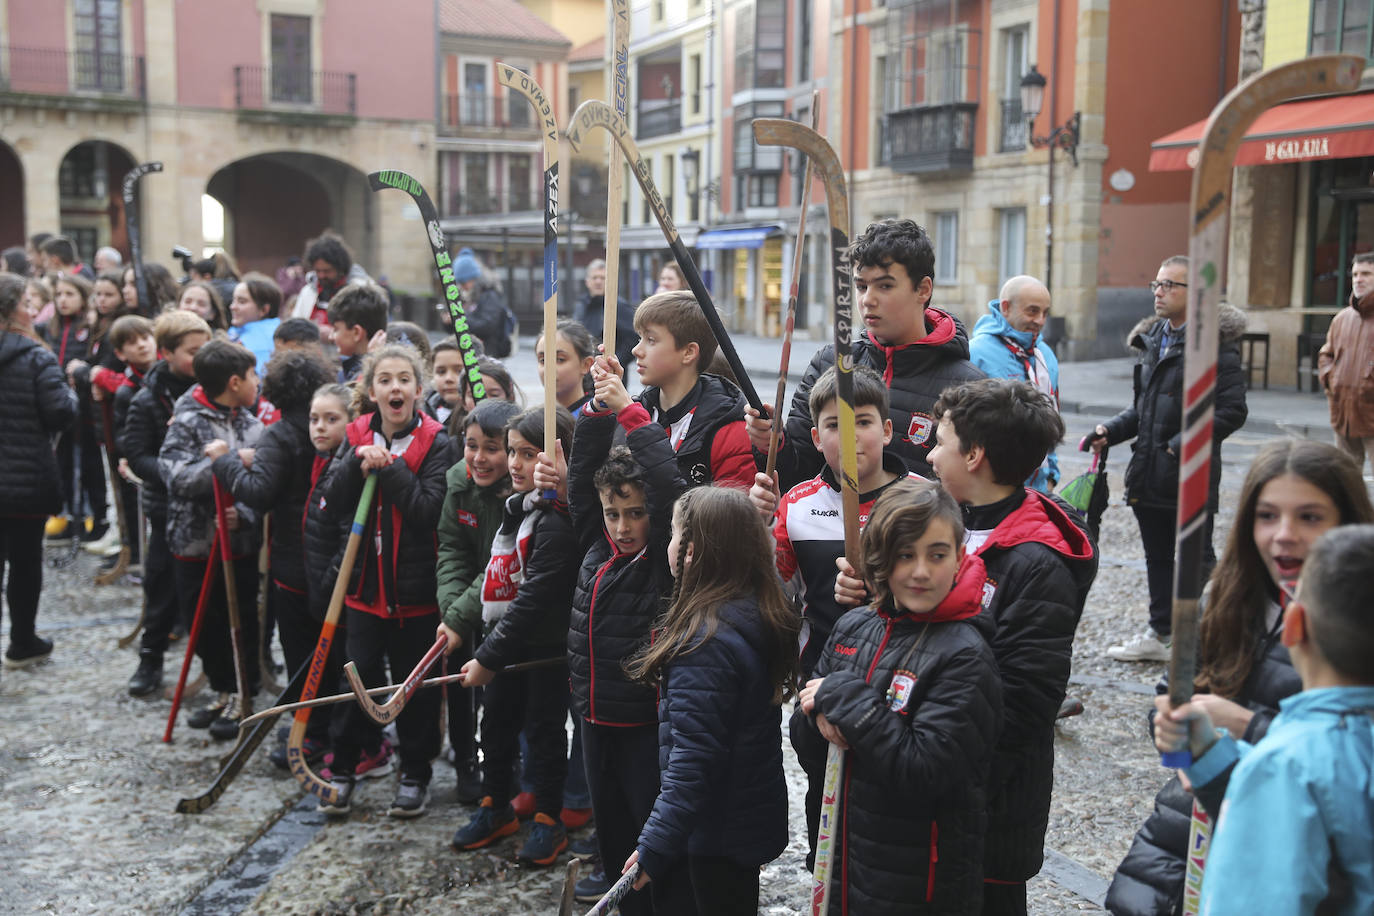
634, 373, 755, 490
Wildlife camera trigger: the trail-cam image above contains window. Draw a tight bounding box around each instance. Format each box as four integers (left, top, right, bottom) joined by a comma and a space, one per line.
569, 84, 580, 112
73, 0, 123, 91
884, 3, 978, 111
734, 6, 754, 92
508, 154, 532, 211
689, 54, 702, 115
934, 211, 959, 284
642, 159, 654, 223
623, 164, 631, 226
793, 106, 811, 203
998, 208, 1027, 282
734, 101, 785, 172
465, 153, 491, 214
999, 26, 1029, 152
463, 62, 487, 125
1311, 0, 1374, 56
746, 175, 779, 208
664, 154, 675, 221
270, 14, 312, 104
756, 0, 786, 89
797, 0, 812, 83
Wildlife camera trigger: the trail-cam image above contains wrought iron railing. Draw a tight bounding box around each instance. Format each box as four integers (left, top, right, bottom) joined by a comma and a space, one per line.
439, 94, 535, 134
885, 101, 977, 173
234, 65, 356, 115
443, 187, 539, 218
999, 97, 1026, 153
636, 97, 681, 140
0, 46, 145, 99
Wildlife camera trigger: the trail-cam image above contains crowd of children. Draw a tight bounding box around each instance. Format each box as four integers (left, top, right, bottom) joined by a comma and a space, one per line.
2, 216, 1372, 916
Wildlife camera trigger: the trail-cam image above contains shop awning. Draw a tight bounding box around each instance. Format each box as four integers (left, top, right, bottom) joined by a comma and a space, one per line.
1148, 91, 1374, 171
693, 224, 781, 250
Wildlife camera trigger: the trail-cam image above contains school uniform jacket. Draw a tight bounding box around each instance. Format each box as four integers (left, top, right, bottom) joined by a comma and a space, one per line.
302, 451, 344, 620
0, 332, 77, 517
435, 458, 510, 636
635, 373, 754, 489
119, 361, 194, 520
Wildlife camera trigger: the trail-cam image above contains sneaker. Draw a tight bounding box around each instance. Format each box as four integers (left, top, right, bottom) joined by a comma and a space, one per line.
270, 736, 327, 771
127, 650, 163, 697
451, 797, 519, 850
388, 777, 429, 818
1106, 628, 1172, 662
573, 866, 611, 904
83, 524, 121, 555
188, 692, 230, 729
209, 694, 247, 741
79, 519, 110, 545
511, 790, 536, 820
318, 775, 356, 816
517, 812, 568, 866
454, 759, 483, 805
1057, 696, 1085, 719
560, 806, 593, 831
4, 636, 54, 668
569, 831, 601, 860
44, 516, 73, 543
321, 739, 395, 780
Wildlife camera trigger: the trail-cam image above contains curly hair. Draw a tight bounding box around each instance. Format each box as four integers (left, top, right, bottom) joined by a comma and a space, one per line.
593, 445, 644, 500
304, 232, 354, 275
263, 349, 336, 415
850, 218, 936, 289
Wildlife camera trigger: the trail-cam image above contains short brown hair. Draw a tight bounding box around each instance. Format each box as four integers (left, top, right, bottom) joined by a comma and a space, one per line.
934, 378, 1064, 486
633, 290, 717, 369
109, 314, 155, 352
1352, 251, 1374, 267
808, 365, 890, 424
154, 309, 213, 355
859, 478, 965, 610
1299, 524, 1374, 683
239, 271, 282, 318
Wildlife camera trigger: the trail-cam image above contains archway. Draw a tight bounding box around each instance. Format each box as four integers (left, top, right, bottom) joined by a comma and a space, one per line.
57, 140, 136, 267
206, 153, 374, 278
0, 141, 24, 249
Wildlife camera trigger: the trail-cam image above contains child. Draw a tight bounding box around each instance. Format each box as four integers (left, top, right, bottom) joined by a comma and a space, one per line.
227, 271, 283, 373
120, 311, 213, 696
25, 276, 53, 330
385, 321, 432, 365
43, 273, 101, 545
623, 486, 797, 912
536, 318, 597, 416
460, 355, 522, 413
630, 290, 754, 489
423, 339, 466, 427
318, 344, 450, 818
177, 280, 228, 331
451, 406, 579, 866
159, 339, 264, 738
434, 397, 523, 802
1155, 524, 1374, 915
326, 282, 389, 382
793, 479, 1003, 914
273, 317, 326, 358
101, 314, 159, 569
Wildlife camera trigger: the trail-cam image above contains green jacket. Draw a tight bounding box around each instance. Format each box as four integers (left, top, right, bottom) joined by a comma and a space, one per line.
436, 459, 510, 634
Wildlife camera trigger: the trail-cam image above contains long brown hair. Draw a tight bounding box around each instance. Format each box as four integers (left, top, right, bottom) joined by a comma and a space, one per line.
627, 486, 799, 704
1196, 439, 1374, 696
91, 270, 135, 345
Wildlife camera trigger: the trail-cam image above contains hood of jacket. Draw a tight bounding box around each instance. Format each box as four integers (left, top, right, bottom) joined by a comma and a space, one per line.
982, 490, 1094, 565
974, 299, 1040, 351
144, 360, 195, 406
1127, 304, 1247, 353
858, 307, 972, 381
0, 331, 41, 372
878, 551, 989, 624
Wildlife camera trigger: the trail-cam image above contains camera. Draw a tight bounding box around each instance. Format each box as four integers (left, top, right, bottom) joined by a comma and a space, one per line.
172, 245, 195, 281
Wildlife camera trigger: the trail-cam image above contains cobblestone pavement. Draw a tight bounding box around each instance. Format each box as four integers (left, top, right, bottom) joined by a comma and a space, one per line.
0, 389, 1284, 914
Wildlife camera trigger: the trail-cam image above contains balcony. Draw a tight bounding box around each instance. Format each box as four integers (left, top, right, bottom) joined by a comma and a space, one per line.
999, 98, 1026, 153
234, 65, 356, 123
0, 46, 146, 111
884, 101, 977, 174
443, 187, 539, 219
439, 94, 537, 137
636, 97, 681, 141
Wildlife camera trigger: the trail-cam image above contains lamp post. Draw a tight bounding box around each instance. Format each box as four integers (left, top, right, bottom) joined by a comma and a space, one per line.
1019, 64, 1080, 292
680, 146, 701, 223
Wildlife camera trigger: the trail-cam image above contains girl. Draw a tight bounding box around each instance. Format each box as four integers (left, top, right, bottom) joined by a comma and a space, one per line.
535, 318, 597, 416
0, 273, 77, 666
1106, 438, 1374, 916
177, 280, 228, 331
460, 355, 522, 412
227, 272, 283, 373
25, 276, 53, 330
625, 485, 799, 913
318, 345, 450, 818
385, 321, 432, 366
122, 262, 179, 316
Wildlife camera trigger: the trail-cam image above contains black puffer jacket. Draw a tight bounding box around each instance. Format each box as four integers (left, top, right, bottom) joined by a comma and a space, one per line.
1101, 307, 1248, 510
636, 599, 790, 883
791, 554, 1003, 915
1105, 596, 1299, 916
567, 406, 683, 727
302, 453, 343, 620
212, 408, 314, 593
635, 373, 754, 488
0, 332, 78, 517
118, 361, 194, 520
771, 309, 985, 488
466, 282, 512, 358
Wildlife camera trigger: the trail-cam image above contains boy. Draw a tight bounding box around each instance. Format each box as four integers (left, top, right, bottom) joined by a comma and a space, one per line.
1155, 524, 1374, 915
120, 311, 212, 696
744, 219, 984, 488
629, 289, 754, 490
158, 339, 264, 738
926, 378, 1097, 916
273, 317, 328, 358
423, 339, 465, 426
327, 282, 389, 382
94, 315, 158, 569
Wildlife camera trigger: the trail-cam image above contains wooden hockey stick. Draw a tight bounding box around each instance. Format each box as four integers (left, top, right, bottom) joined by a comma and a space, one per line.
603, 0, 630, 359
498, 64, 560, 500
212, 478, 253, 721
93, 399, 131, 585
1160, 53, 1361, 769
569, 100, 765, 411
342, 634, 447, 726
116, 479, 146, 647
163, 529, 220, 742
121, 161, 162, 314
557, 857, 583, 916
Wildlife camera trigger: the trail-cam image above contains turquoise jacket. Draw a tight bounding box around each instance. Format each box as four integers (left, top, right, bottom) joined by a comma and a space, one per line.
1187, 686, 1374, 915
968, 300, 1060, 492
229, 317, 280, 375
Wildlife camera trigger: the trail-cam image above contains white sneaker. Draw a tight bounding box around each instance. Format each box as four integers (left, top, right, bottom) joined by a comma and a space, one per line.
1106, 628, 1172, 662
83, 525, 122, 556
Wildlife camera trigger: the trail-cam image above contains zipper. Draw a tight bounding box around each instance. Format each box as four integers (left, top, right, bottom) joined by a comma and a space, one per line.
586, 554, 617, 722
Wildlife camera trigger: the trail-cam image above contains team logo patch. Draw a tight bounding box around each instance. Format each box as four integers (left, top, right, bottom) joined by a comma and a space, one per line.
981, 579, 997, 612
887, 670, 917, 712
456, 510, 477, 528
688, 462, 709, 484
906, 412, 934, 445
318, 496, 327, 511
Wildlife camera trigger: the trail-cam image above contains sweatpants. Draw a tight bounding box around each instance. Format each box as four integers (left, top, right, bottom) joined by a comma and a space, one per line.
173, 553, 260, 695
583, 721, 667, 916
0, 516, 45, 649
1132, 503, 1215, 638
330, 608, 442, 784
651, 855, 757, 916
478, 648, 568, 818
272, 583, 338, 745
139, 512, 179, 655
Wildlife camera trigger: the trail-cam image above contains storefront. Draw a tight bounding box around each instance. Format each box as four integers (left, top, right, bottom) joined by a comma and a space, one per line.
697, 224, 784, 336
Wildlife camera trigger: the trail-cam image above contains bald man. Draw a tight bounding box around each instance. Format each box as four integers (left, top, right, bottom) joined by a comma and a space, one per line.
969, 275, 1060, 492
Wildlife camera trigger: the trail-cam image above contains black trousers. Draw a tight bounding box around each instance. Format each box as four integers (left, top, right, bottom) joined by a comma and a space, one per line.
651, 855, 757, 916
981, 881, 1028, 916
55, 418, 106, 521
330, 608, 442, 783
444, 635, 479, 768
117, 478, 140, 563
0, 516, 44, 648
139, 512, 178, 655
479, 651, 568, 817
173, 553, 260, 695
272, 583, 338, 744
583, 721, 666, 916
1132, 504, 1215, 638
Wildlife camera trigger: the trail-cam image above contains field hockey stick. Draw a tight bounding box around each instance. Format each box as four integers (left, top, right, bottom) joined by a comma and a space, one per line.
497, 64, 561, 501
557, 857, 583, 916
367, 170, 487, 403
121, 161, 162, 314
811, 743, 845, 916
163, 528, 221, 742
583, 864, 640, 916
1161, 53, 1361, 770
765, 94, 820, 480
569, 100, 765, 412
343, 634, 447, 726
602, 0, 630, 360
284, 473, 378, 804
212, 478, 253, 719
94, 399, 131, 585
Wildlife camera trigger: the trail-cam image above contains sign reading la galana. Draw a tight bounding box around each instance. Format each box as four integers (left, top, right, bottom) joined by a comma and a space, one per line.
1263, 136, 1330, 161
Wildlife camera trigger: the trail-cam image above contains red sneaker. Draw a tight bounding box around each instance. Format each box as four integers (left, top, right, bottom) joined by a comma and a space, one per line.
511, 790, 536, 819
560, 806, 593, 830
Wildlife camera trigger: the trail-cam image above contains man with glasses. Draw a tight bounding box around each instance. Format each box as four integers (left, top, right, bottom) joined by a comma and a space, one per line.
1087, 255, 1249, 661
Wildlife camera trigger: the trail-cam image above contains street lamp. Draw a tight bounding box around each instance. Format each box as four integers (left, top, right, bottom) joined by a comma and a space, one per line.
1019, 64, 1080, 292
680, 146, 701, 223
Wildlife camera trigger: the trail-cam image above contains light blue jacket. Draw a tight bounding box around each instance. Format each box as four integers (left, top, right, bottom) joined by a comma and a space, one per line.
968, 301, 1060, 492
1187, 686, 1374, 916
229, 317, 280, 375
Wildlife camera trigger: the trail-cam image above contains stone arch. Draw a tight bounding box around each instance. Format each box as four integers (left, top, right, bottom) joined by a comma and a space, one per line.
56, 139, 138, 266
0, 140, 25, 249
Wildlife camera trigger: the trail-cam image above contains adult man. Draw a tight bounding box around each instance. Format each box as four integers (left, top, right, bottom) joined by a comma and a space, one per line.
94, 246, 122, 273
1318, 252, 1374, 473
291, 231, 371, 328
452, 248, 514, 358
969, 275, 1060, 492
745, 218, 984, 484
1089, 256, 1248, 661
571, 258, 635, 369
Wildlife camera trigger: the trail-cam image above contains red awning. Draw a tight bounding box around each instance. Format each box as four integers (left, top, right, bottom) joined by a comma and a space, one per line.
1148, 91, 1374, 171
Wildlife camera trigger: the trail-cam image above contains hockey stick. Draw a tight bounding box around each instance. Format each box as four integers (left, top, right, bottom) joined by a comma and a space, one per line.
175, 659, 311, 814
602, 0, 630, 360
752, 118, 857, 916
284, 473, 377, 805
765, 95, 820, 480
569, 100, 765, 411
1160, 52, 1361, 769
367, 170, 487, 402
238, 656, 567, 728
557, 857, 583, 916
583, 864, 640, 916
93, 399, 131, 585
121, 161, 162, 314
256, 518, 281, 695
342, 634, 447, 726
163, 530, 221, 742
116, 478, 146, 648
497, 64, 560, 501
212, 478, 253, 721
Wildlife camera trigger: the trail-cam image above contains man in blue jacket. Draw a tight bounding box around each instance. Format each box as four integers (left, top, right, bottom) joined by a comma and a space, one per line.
969, 275, 1060, 493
